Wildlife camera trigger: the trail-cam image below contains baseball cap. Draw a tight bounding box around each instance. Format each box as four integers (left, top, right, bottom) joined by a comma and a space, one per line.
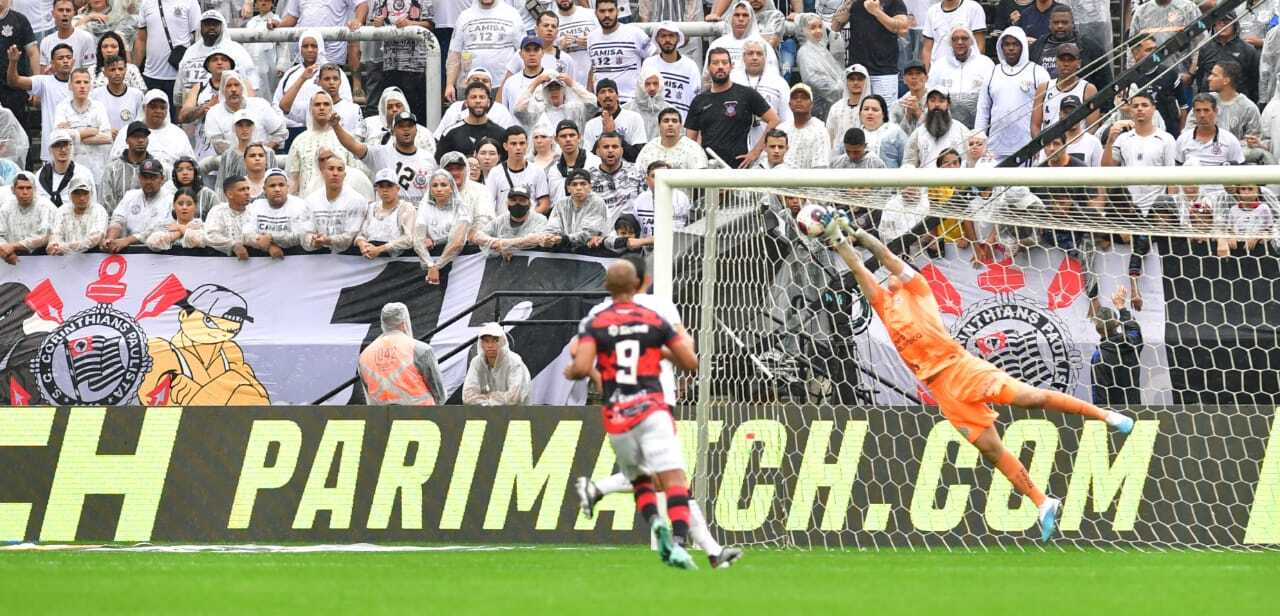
1059, 94, 1083, 111
1055, 43, 1081, 59
903, 59, 927, 74
126, 120, 151, 136
392, 110, 417, 125
565, 169, 591, 184
142, 89, 169, 107
185, 284, 253, 324
231, 109, 254, 125
507, 185, 531, 200
478, 322, 505, 340
465, 67, 493, 82
926, 85, 950, 100
555, 120, 579, 135
204, 50, 235, 71
139, 158, 164, 176
596, 78, 618, 94
49, 129, 74, 146
789, 83, 813, 99
544, 70, 563, 88
846, 64, 869, 79
69, 176, 92, 193
200, 10, 226, 23
373, 168, 398, 186
520, 35, 544, 49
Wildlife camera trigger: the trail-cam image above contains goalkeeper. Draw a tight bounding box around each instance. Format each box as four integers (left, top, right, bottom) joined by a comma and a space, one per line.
824, 215, 1135, 541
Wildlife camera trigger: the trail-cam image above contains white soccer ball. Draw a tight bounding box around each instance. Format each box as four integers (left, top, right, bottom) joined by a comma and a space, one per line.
795, 204, 830, 238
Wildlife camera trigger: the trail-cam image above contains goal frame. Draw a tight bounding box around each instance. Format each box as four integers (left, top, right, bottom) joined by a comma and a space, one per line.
652, 164, 1280, 537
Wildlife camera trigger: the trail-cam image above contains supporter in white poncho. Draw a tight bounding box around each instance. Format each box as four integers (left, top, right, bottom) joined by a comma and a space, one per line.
926, 24, 993, 131
415, 168, 472, 285
794, 13, 844, 121
47, 175, 108, 255
0, 172, 57, 264
362, 87, 437, 155
302, 149, 366, 254
203, 70, 288, 155
274, 30, 353, 131
707, 0, 780, 73
355, 168, 418, 259
624, 66, 669, 142
462, 322, 532, 406
287, 91, 371, 198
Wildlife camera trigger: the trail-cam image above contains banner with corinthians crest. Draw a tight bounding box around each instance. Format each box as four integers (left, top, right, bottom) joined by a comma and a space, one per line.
0, 250, 615, 407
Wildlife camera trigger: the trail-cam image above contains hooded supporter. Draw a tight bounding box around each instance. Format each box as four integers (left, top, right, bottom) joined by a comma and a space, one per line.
624, 66, 669, 140
363, 87, 438, 154
109, 90, 195, 169
47, 175, 108, 254
358, 302, 446, 406
0, 171, 57, 258
927, 24, 994, 130
415, 168, 473, 285
546, 169, 608, 248
975, 27, 1050, 160
36, 130, 94, 208
289, 91, 371, 199
794, 13, 843, 121
174, 11, 259, 108
708, 0, 781, 73
204, 70, 288, 156
273, 30, 354, 130
0, 104, 29, 169
462, 322, 532, 406
438, 150, 495, 233
512, 69, 598, 135
436, 67, 519, 134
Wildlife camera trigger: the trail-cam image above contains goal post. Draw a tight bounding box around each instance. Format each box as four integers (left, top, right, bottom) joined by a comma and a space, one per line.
653, 165, 1280, 549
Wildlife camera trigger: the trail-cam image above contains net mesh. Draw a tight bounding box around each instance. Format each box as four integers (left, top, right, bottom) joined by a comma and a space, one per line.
666, 171, 1280, 550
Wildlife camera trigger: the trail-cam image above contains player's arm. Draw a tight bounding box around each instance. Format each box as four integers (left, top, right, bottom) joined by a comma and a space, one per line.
564, 336, 597, 380
850, 227, 907, 276
831, 239, 882, 304
665, 334, 698, 372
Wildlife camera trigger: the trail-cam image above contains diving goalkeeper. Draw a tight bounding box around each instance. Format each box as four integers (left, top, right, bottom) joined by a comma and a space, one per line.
825, 215, 1135, 541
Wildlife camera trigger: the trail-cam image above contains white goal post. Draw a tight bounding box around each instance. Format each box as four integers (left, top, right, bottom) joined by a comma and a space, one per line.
652, 164, 1280, 549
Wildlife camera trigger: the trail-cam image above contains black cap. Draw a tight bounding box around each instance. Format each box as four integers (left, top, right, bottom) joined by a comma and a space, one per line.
595, 79, 618, 94
1059, 94, 1083, 111
392, 110, 417, 125
508, 185, 531, 200
555, 119, 579, 135
903, 59, 927, 74
565, 169, 591, 184
139, 158, 164, 176
126, 121, 151, 137
1055, 43, 1081, 59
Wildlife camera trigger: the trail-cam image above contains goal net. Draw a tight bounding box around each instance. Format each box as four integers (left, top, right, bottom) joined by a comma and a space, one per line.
654, 165, 1280, 550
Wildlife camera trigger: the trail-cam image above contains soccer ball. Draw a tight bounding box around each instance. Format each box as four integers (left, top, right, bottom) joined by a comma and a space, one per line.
795, 204, 831, 238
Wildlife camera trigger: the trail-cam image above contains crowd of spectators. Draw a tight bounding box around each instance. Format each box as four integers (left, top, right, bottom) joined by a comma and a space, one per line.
0, 0, 1276, 293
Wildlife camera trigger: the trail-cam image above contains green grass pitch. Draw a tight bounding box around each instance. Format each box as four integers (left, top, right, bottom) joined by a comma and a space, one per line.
2, 547, 1278, 614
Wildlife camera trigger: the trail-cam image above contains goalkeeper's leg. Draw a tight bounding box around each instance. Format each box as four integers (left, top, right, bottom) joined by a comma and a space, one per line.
970, 427, 1061, 542
1002, 380, 1134, 434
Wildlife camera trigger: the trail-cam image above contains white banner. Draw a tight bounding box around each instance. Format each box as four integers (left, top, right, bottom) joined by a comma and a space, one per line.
0, 251, 612, 406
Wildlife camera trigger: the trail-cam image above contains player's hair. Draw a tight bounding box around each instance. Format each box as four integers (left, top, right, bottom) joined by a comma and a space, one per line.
622, 253, 648, 282
504, 125, 528, 143
658, 107, 681, 123
464, 81, 492, 100
707, 47, 733, 65
765, 129, 788, 143
1215, 59, 1243, 89
1192, 92, 1218, 110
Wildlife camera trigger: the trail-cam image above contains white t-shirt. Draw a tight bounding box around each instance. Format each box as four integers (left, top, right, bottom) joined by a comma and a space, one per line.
282, 0, 364, 60
53, 98, 111, 135
363, 142, 438, 203
110, 187, 174, 239
14, 0, 54, 33
586, 24, 651, 104
583, 108, 648, 154
1175, 127, 1245, 167
641, 54, 701, 118
91, 86, 144, 131
555, 7, 599, 84
486, 160, 550, 209
922, 1, 987, 65
500, 66, 545, 107
137, 0, 201, 81
586, 293, 682, 405
1229, 202, 1276, 237
1065, 131, 1103, 167
1111, 129, 1177, 214
30, 75, 70, 161
452, 3, 524, 86
732, 69, 793, 151
38, 29, 97, 69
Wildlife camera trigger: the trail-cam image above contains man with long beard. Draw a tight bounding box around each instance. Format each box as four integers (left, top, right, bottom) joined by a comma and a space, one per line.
903, 87, 968, 168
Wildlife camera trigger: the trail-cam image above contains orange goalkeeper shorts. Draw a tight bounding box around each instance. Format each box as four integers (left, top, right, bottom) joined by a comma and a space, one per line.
924, 355, 1020, 443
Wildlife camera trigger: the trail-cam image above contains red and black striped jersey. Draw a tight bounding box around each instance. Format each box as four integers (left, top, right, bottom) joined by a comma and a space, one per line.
577, 301, 682, 434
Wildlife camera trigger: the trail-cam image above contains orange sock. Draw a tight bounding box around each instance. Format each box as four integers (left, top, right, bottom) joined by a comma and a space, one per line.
995, 450, 1046, 507
1041, 390, 1109, 422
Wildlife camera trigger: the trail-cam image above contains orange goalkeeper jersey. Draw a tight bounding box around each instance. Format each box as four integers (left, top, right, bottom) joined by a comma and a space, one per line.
869, 269, 967, 382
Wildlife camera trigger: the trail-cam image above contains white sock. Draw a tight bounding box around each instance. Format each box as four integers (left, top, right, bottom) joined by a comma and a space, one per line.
687, 500, 722, 556
593, 472, 633, 495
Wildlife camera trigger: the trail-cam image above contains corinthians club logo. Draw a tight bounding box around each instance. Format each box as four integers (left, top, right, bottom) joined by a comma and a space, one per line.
27, 256, 187, 405
950, 294, 1080, 392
